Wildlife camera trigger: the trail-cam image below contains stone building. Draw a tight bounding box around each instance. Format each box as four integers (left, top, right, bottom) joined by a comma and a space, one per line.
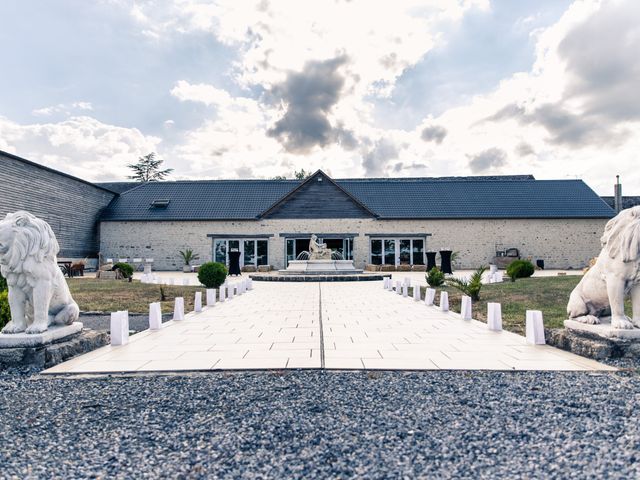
98, 170, 614, 270
0, 151, 616, 270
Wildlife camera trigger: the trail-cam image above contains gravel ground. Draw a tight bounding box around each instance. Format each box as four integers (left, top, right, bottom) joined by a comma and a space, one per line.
1, 369, 639, 479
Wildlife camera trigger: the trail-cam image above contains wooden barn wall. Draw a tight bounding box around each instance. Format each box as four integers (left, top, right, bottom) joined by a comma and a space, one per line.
0, 153, 116, 258
264, 175, 373, 219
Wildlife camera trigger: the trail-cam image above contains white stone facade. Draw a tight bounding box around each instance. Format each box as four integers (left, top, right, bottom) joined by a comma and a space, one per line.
99, 218, 608, 271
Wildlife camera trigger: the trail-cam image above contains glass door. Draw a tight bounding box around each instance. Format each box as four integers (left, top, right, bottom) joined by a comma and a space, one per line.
384, 239, 396, 265
399, 239, 411, 265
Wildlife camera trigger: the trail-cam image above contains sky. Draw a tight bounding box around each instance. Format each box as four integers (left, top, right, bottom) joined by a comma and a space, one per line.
0, 0, 638, 194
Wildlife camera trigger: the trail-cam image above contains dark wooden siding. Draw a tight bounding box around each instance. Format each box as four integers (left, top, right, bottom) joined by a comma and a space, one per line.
0, 153, 116, 258
264, 173, 374, 219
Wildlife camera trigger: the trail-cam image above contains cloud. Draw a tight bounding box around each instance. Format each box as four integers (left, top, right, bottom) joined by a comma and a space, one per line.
362, 138, 399, 176
420, 125, 447, 143
468, 148, 507, 173
266, 56, 348, 153
515, 142, 535, 157
32, 102, 93, 117
0, 115, 160, 181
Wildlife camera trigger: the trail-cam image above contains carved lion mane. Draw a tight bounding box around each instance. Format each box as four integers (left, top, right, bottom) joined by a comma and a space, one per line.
0, 211, 79, 334
567, 206, 640, 329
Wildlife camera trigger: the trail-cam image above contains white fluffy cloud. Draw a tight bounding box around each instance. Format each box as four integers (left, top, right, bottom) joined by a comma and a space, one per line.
1, 0, 638, 193
0, 115, 161, 181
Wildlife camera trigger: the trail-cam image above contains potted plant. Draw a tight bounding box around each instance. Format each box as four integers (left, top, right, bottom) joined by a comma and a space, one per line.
179, 249, 200, 273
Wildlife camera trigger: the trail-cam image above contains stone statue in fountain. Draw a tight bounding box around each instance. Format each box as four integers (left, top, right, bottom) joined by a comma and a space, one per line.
309, 234, 332, 260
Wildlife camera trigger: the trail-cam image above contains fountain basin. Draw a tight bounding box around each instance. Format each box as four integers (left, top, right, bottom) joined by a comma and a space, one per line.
280, 259, 363, 274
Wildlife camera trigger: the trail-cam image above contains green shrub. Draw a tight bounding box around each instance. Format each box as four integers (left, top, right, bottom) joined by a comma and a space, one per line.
113, 262, 134, 279
426, 267, 445, 287
0, 273, 6, 292
506, 259, 535, 282
0, 290, 10, 330
198, 262, 228, 288
446, 266, 487, 301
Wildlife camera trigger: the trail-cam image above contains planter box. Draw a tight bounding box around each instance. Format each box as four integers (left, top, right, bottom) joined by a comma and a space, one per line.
242, 265, 257, 272
411, 265, 427, 272
257, 265, 272, 272
397, 264, 412, 272
380, 265, 396, 272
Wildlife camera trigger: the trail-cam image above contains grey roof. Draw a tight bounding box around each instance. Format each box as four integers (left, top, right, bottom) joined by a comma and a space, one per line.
99, 174, 614, 221
601, 196, 640, 210
95, 182, 142, 194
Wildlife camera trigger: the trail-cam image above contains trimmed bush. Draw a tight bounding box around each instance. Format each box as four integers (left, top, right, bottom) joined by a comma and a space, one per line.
506, 259, 535, 282
198, 262, 228, 288
113, 262, 134, 279
0, 273, 6, 292
426, 266, 445, 287
0, 290, 10, 330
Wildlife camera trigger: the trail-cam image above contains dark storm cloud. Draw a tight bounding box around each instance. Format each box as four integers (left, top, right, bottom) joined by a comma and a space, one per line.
267, 56, 349, 153
420, 125, 447, 144
362, 138, 399, 176
482, 1, 640, 149
515, 142, 534, 157
468, 148, 507, 173
483, 102, 626, 147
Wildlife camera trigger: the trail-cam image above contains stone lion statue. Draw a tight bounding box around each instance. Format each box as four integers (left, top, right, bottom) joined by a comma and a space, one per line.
567, 206, 640, 329
0, 211, 79, 334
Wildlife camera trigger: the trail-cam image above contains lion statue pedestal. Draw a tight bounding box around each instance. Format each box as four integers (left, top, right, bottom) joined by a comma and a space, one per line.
555, 206, 640, 359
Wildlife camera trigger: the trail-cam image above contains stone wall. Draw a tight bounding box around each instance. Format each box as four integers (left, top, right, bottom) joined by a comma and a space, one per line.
100, 217, 607, 271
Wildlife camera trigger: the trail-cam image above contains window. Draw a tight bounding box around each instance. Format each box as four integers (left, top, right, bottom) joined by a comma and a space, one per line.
412, 239, 424, 265
243, 240, 255, 266
370, 239, 382, 265
369, 237, 426, 266
212, 238, 269, 267
257, 240, 268, 266
384, 239, 396, 265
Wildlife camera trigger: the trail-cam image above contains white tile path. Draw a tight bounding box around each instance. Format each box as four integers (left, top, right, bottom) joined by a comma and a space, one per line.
43, 281, 615, 374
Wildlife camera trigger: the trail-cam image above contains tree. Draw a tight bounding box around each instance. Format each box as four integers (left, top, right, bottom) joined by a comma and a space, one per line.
293, 169, 311, 180
127, 153, 173, 182
271, 169, 312, 180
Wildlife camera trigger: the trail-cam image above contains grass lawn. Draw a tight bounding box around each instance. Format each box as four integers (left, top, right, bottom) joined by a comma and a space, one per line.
420, 275, 632, 335
68, 279, 206, 314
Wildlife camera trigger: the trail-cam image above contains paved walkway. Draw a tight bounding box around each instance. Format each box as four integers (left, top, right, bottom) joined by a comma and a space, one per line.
44, 282, 614, 374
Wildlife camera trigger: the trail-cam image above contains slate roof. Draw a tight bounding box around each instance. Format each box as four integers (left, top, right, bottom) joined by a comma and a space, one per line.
99, 174, 614, 221
95, 182, 142, 194
601, 196, 640, 210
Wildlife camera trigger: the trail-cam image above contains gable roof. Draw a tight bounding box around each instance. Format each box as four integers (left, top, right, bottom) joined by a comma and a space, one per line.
99, 174, 614, 221
259, 170, 377, 218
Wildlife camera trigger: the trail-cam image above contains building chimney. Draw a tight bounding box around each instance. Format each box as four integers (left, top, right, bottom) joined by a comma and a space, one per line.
614, 175, 622, 213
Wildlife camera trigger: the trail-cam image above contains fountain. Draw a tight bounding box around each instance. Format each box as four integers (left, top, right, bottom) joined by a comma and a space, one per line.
279, 235, 362, 275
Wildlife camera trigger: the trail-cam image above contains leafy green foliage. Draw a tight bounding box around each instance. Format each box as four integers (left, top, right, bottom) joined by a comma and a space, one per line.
127, 152, 173, 182
113, 262, 134, 279
0, 273, 6, 292
426, 267, 445, 287
198, 262, 228, 289
506, 259, 535, 282
179, 248, 200, 266
0, 290, 10, 329
446, 266, 488, 301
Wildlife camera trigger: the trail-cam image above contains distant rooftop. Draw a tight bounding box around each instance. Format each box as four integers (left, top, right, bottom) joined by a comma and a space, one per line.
601, 196, 640, 210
